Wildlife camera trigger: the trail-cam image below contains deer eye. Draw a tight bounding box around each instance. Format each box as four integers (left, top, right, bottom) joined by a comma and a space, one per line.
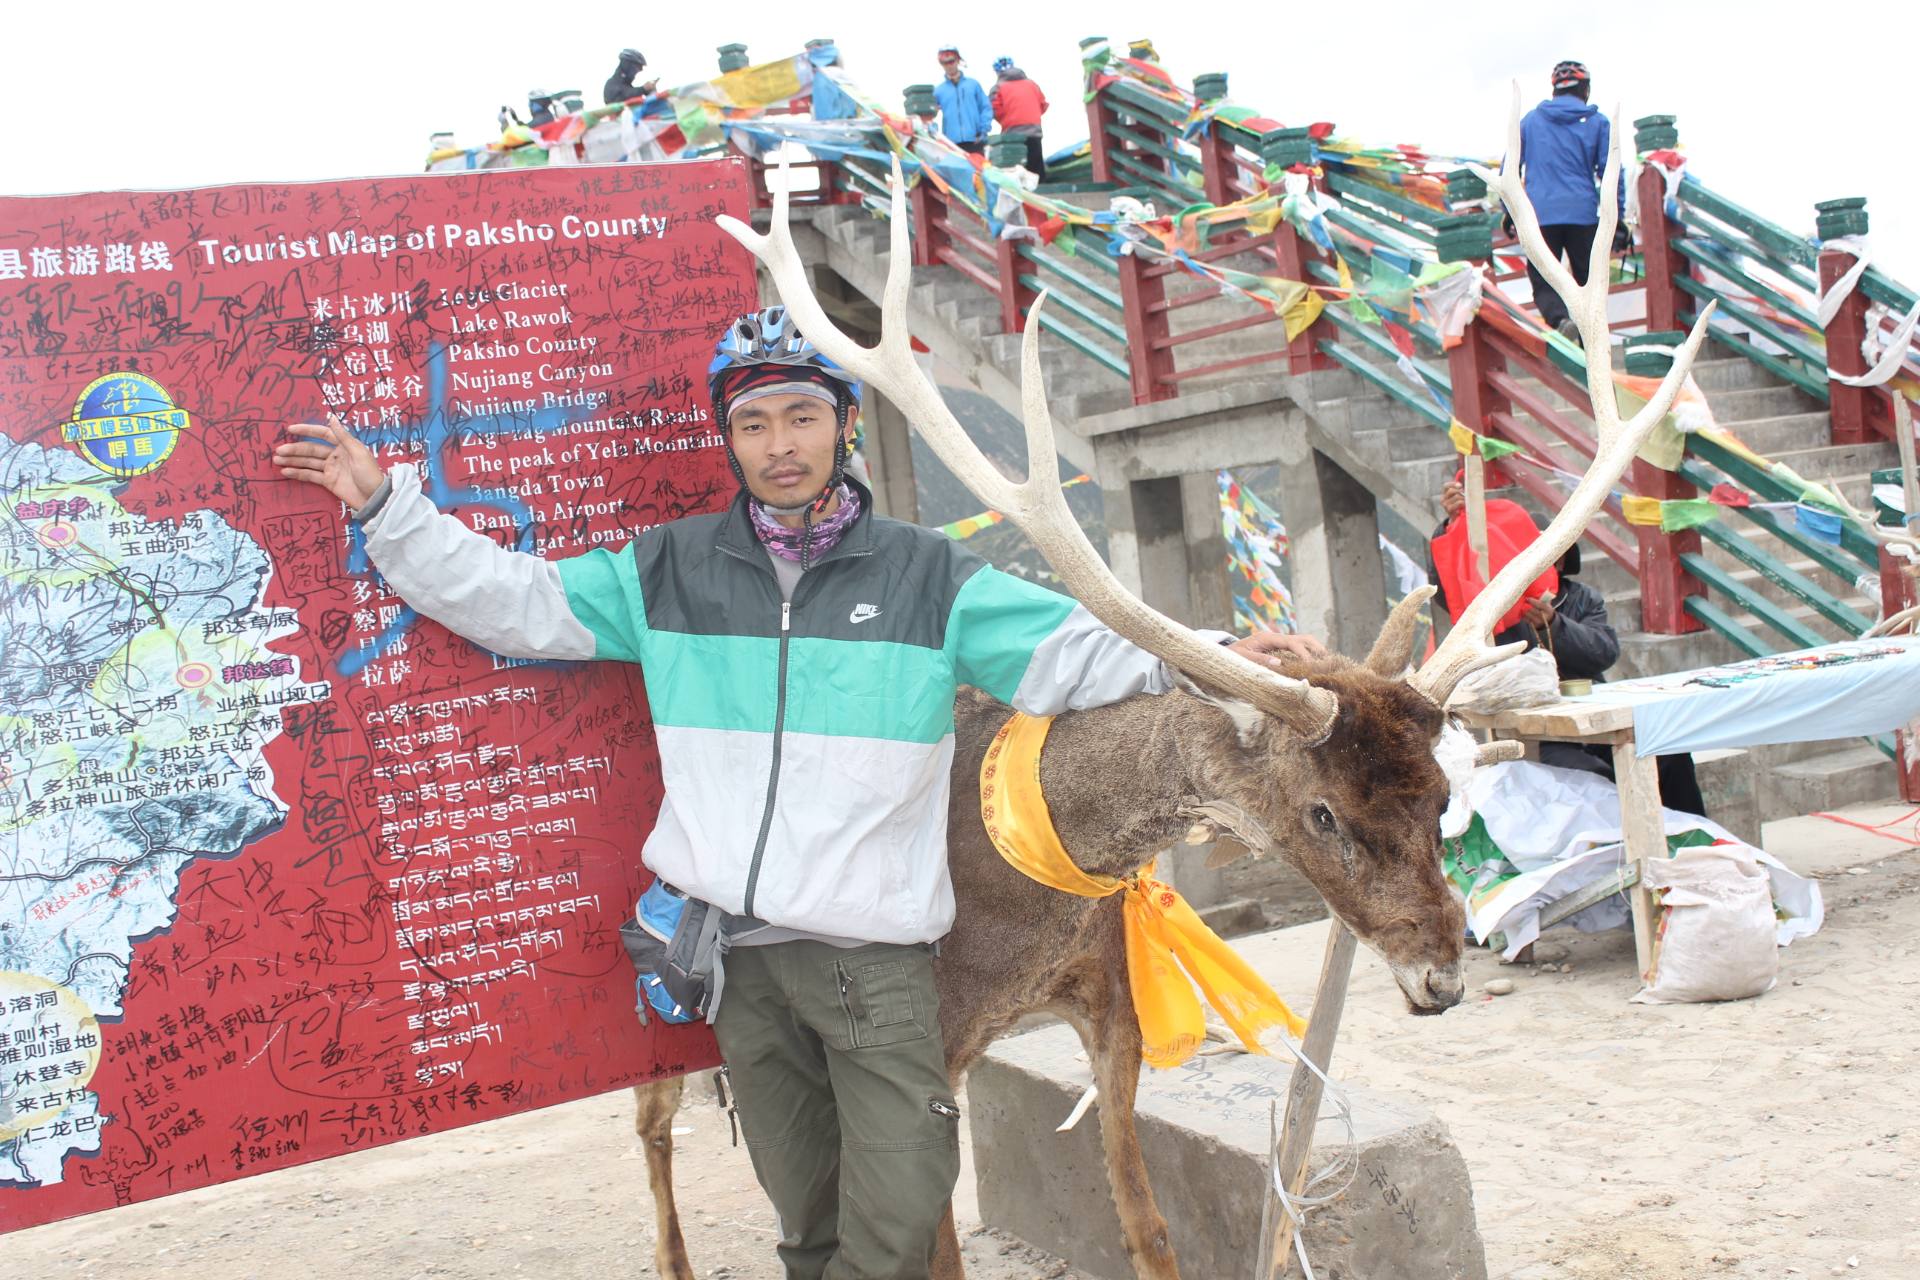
1310, 803, 1336, 834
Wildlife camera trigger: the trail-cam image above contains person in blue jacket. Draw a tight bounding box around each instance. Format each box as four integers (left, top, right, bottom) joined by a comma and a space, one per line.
1517, 61, 1632, 342
933, 44, 993, 154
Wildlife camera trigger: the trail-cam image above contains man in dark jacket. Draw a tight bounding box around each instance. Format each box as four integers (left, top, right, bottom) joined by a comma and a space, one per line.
1516, 61, 1632, 342
603, 49, 655, 105
1428, 477, 1706, 815
990, 57, 1049, 178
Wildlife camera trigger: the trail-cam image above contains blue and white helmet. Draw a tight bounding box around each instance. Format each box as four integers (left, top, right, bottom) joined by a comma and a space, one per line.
993, 56, 1015, 74
707, 306, 857, 407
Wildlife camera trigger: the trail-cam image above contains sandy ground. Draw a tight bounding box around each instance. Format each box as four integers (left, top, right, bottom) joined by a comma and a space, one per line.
9, 801, 1919, 1279
1233, 801, 1920, 1280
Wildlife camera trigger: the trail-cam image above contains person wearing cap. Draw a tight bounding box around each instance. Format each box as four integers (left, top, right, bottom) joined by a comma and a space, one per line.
1515, 60, 1632, 344
989, 56, 1049, 178
273, 306, 1311, 1276
933, 45, 993, 154
1426, 474, 1706, 816
603, 48, 656, 105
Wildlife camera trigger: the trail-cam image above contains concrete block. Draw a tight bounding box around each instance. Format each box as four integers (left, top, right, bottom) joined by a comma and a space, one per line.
968, 1023, 1487, 1280
1691, 747, 1762, 845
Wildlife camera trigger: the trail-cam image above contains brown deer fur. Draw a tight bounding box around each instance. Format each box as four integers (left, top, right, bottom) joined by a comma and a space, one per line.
631, 639, 1468, 1280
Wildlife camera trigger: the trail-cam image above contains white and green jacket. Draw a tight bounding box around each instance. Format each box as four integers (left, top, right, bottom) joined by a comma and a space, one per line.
361, 466, 1185, 945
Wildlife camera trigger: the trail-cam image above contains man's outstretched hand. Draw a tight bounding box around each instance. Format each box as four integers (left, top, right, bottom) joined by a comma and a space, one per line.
274, 415, 386, 511
1230, 630, 1329, 673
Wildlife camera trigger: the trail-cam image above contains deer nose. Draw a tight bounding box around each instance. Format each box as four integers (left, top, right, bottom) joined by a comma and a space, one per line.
1423, 967, 1464, 1008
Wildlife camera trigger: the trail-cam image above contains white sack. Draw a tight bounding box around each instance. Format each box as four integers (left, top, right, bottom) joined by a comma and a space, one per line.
1631, 844, 1780, 1004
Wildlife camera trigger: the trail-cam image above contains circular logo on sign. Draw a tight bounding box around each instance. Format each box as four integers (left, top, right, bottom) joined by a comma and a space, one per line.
61, 373, 194, 477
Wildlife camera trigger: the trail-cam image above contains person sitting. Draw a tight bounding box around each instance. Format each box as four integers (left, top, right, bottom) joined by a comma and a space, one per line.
1428, 476, 1707, 816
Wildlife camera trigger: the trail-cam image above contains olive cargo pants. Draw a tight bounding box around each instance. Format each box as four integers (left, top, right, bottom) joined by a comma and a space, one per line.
714, 939, 961, 1280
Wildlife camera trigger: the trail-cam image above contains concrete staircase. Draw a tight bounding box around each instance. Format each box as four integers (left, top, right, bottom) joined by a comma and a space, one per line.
791, 202, 1902, 825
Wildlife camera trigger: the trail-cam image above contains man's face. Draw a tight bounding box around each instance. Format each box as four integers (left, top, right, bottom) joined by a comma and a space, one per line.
727, 393, 844, 506
940, 55, 961, 81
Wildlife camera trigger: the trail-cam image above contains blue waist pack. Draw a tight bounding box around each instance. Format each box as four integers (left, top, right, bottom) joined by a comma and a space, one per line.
620, 879, 701, 1024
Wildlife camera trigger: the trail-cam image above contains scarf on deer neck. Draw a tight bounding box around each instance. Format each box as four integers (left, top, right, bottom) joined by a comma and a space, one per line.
980, 711, 1308, 1068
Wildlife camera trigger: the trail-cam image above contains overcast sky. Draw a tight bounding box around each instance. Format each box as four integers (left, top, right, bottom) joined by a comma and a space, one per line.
9, 2, 1915, 282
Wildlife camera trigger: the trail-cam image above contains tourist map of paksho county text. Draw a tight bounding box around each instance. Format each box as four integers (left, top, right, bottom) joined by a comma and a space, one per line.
0, 159, 752, 1231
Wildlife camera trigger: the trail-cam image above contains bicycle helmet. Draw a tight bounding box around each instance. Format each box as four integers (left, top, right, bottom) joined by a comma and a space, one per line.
1551, 60, 1590, 92
993, 56, 1015, 75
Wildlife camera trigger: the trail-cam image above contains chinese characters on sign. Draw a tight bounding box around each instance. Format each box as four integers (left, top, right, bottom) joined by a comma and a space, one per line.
1, 159, 754, 1231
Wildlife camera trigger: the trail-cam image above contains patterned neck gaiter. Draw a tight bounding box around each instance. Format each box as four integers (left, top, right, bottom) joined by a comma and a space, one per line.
749, 483, 862, 564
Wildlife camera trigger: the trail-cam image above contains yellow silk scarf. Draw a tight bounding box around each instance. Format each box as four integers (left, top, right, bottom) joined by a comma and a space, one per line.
980, 712, 1308, 1069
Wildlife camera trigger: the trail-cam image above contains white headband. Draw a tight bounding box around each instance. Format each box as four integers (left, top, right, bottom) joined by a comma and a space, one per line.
727, 381, 839, 413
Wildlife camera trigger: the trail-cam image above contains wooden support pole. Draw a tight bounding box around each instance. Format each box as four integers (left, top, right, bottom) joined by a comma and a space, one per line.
1463, 454, 1491, 580
1198, 126, 1239, 206
908, 180, 947, 271
1269, 218, 1335, 375
1086, 86, 1120, 185
1884, 394, 1920, 802
1816, 198, 1874, 446
993, 236, 1038, 335
1631, 458, 1708, 634
1258, 923, 1358, 1279
1117, 252, 1176, 404
1612, 739, 1666, 981
1445, 319, 1511, 490
1878, 540, 1920, 802
1637, 161, 1690, 334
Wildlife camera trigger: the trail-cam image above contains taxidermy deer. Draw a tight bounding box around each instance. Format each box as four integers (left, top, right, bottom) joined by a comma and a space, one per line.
631, 87, 1711, 1280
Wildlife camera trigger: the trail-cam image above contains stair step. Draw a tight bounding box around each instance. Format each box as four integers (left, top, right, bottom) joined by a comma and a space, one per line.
1762, 745, 1899, 821
1688, 356, 1789, 394
1710, 410, 1832, 457
1705, 384, 1825, 421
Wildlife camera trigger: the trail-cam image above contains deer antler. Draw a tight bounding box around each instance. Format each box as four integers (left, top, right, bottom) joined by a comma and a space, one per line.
1413, 88, 1718, 706
716, 157, 1339, 741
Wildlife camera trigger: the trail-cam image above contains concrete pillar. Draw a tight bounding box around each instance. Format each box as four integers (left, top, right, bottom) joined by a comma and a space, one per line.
860, 389, 919, 522
1179, 471, 1234, 633
1276, 442, 1388, 658
1096, 453, 1190, 619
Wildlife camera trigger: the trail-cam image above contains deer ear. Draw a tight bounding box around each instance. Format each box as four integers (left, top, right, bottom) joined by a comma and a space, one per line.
1172, 672, 1263, 746
1366, 585, 1435, 677
1204, 837, 1254, 869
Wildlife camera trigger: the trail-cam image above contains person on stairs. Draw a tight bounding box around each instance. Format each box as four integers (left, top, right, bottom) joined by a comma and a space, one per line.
989, 56, 1049, 178
1514, 60, 1632, 345
933, 44, 993, 155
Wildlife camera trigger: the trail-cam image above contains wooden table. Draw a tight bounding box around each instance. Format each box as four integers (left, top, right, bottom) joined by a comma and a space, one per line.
1455, 698, 1665, 978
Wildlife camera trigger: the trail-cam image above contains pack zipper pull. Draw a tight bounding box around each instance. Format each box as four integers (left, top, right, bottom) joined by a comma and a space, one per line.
717, 1065, 740, 1147
781, 602, 791, 632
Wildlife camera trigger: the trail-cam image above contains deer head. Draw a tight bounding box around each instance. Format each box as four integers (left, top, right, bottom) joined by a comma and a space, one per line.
715, 92, 1710, 1016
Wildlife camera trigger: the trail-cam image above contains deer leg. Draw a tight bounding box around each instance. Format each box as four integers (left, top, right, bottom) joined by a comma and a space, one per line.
632, 1078, 694, 1280
1080, 1010, 1181, 1280
931, 1201, 966, 1280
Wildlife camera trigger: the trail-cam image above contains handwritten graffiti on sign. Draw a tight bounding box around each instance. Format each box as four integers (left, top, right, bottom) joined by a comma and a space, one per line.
0, 158, 755, 1232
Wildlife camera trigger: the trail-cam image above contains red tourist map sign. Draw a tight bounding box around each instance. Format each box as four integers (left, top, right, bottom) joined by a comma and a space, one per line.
0, 158, 752, 1230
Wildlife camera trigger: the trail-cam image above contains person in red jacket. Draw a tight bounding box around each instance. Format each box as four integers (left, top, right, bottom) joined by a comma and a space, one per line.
989, 56, 1049, 178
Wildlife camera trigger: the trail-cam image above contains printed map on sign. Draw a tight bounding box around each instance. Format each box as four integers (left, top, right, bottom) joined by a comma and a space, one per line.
0, 159, 753, 1229
2, 430, 324, 1186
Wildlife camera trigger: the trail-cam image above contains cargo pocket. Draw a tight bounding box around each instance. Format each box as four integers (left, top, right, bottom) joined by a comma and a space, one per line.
837, 959, 928, 1049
